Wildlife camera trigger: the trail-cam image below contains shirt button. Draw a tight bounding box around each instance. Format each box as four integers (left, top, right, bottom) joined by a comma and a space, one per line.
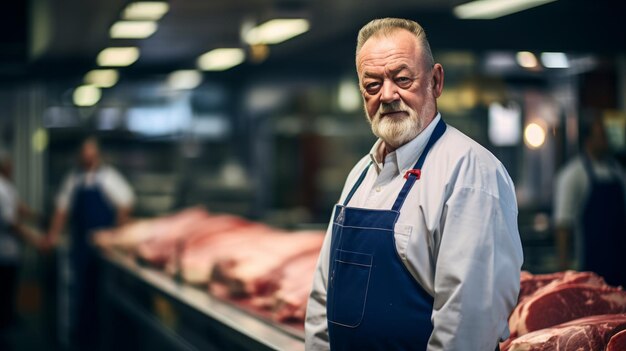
375, 186, 381, 192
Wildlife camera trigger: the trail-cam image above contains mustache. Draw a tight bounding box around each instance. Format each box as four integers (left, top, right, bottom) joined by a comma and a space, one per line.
379, 101, 407, 115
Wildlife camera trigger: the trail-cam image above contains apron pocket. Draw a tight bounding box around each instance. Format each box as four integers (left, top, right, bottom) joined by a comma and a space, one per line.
329, 249, 373, 328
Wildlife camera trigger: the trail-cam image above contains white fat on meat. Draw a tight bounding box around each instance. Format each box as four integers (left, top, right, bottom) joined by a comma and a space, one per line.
507, 314, 626, 351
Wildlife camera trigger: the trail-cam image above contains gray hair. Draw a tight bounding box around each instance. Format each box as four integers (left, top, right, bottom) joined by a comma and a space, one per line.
356, 18, 435, 69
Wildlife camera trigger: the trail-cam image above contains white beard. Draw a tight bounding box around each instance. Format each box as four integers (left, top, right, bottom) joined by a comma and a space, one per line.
367, 99, 428, 149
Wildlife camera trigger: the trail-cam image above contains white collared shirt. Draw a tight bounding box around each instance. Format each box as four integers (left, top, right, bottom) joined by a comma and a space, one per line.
306, 114, 523, 351
56, 164, 135, 213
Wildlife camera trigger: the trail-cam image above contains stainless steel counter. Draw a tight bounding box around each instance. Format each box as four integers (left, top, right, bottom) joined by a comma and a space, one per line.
99, 249, 305, 351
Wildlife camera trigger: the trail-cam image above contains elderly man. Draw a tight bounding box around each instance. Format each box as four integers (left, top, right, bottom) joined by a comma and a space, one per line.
305, 18, 523, 350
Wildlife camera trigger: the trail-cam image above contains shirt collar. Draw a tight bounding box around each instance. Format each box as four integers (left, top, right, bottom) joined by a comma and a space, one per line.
369, 113, 442, 174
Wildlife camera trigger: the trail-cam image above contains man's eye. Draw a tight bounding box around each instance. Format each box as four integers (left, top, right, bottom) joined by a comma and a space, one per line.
396, 77, 411, 86
365, 83, 381, 93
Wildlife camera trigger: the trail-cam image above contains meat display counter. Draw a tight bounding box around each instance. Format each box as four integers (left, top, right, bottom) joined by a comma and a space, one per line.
98, 249, 305, 351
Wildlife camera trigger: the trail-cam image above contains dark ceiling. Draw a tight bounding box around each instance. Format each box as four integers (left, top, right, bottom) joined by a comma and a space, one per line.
1, 0, 625, 80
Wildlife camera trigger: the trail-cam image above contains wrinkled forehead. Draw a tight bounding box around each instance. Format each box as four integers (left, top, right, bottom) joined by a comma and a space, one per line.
356, 32, 423, 74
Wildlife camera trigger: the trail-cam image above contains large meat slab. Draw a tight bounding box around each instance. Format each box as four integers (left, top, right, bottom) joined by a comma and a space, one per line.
136, 213, 250, 267
209, 231, 324, 297
93, 207, 209, 253
507, 314, 626, 351
170, 224, 279, 284
509, 271, 618, 337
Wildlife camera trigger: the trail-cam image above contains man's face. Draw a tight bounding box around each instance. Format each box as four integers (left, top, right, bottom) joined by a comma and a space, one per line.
356, 29, 442, 149
80, 141, 100, 169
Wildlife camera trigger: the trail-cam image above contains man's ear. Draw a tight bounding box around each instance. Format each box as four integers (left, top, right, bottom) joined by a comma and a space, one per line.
432, 63, 444, 98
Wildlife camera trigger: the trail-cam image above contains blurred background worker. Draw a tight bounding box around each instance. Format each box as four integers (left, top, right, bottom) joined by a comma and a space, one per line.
44, 137, 135, 349
0, 152, 43, 331
554, 116, 626, 287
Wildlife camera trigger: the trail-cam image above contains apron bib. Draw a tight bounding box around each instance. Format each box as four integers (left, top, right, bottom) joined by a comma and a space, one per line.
327, 119, 446, 350
581, 156, 626, 287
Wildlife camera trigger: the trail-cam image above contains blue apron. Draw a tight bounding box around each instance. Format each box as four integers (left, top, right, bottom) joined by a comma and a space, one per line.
327, 119, 446, 350
69, 177, 116, 345
581, 156, 626, 287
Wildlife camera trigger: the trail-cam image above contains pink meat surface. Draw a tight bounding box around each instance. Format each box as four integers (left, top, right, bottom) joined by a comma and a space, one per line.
209, 231, 324, 297
172, 224, 279, 285
93, 220, 156, 252
607, 329, 626, 351
271, 252, 319, 322
519, 271, 565, 302
507, 314, 626, 351
136, 213, 248, 267
510, 284, 626, 336
509, 271, 609, 338
100, 207, 209, 254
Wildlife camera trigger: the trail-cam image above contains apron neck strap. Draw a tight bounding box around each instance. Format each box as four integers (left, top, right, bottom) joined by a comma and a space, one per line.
342, 161, 372, 206
341, 118, 447, 209
391, 118, 447, 212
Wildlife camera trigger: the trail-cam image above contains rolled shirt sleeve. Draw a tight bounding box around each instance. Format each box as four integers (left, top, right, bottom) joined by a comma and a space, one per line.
102, 167, 135, 209
429, 185, 523, 349
553, 161, 585, 228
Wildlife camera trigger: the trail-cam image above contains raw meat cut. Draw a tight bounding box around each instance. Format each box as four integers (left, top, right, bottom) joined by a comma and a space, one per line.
171, 224, 279, 284
509, 271, 609, 337
607, 329, 626, 351
507, 314, 626, 351
209, 231, 324, 297
518, 271, 606, 302
509, 284, 626, 336
519, 271, 564, 302
93, 207, 209, 253
136, 213, 249, 267
271, 252, 319, 322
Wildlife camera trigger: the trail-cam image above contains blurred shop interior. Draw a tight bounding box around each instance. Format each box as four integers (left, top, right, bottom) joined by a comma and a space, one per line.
1, 0, 626, 350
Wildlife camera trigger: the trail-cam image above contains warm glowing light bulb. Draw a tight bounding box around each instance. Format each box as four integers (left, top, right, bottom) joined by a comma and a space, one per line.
524, 122, 546, 148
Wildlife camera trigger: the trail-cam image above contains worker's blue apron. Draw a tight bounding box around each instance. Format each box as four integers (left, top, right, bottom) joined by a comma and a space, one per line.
581, 155, 626, 287
69, 178, 116, 345
327, 118, 446, 350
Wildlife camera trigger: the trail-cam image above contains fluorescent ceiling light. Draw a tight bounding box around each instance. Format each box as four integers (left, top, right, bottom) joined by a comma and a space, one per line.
516, 51, 538, 68
245, 19, 309, 45
454, 0, 557, 20
110, 21, 157, 39
123, 1, 169, 20
541, 52, 569, 68
197, 48, 245, 71
73, 85, 102, 107
97, 47, 140, 67
167, 70, 203, 90
84, 69, 119, 88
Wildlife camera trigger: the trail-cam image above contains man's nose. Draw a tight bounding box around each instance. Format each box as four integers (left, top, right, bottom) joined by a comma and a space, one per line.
380, 80, 399, 103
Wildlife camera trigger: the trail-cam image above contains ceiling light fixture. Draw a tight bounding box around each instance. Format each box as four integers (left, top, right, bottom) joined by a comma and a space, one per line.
110, 20, 158, 39
97, 47, 140, 67
167, 70, 203, 90
73, 85, 102, 107
84, 69, 119, 88
245, 19, 309, 45
540, 52, 569, 68
122, 1, 169, 21
453, 0, 557, 20
197, 48, 245, 71
516, 51, 539, 68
